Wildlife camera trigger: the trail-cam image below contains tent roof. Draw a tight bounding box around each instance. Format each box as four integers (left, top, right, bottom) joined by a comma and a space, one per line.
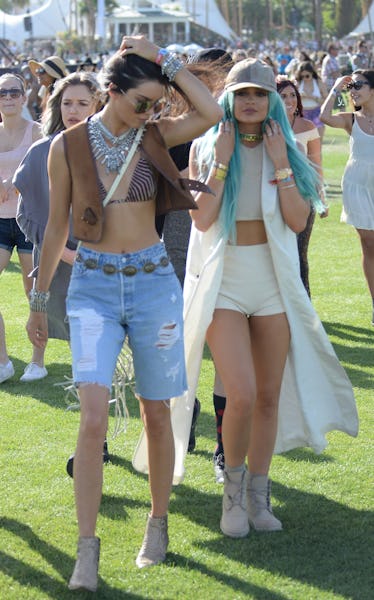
349, 1, 374, 36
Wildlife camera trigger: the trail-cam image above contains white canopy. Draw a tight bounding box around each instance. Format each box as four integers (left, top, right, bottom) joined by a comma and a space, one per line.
0, 0, 70, 47
349, 1, 374, 36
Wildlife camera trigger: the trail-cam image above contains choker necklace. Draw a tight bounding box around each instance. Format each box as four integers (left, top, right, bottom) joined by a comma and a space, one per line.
88, 116, 138, 173
240, 132, 263, 143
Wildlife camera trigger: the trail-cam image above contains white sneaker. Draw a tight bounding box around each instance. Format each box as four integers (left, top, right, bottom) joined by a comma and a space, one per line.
20, 362, 48, 382
0, 360, 15, 383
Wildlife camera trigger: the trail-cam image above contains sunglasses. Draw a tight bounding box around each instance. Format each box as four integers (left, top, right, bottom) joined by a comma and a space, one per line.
0, 88, 24, 99
301, 73, 312, 79
346, 80, 370, 91
117, 88, 162, 114
35, 68, 46, 75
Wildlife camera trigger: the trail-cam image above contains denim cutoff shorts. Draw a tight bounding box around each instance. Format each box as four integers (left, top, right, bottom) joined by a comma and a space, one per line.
66, 242, 187, 400
0, 217, 33, 253
215, 243, 285, 316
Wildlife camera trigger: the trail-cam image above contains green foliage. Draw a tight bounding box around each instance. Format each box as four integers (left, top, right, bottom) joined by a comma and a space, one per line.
0, 126, 372, 598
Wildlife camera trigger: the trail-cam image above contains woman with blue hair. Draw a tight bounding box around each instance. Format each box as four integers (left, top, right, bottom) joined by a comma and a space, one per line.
179, 58, 358, 538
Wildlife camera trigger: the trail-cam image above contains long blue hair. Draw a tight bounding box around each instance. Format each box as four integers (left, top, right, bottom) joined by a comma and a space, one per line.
194, 90, 324, 240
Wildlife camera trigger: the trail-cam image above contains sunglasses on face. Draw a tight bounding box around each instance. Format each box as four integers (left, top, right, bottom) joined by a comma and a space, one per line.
117, 88, 161, 114
35, 68, 46, 75
0, 88, 23, 99
346, 80, 370, 91
301, 73, 311, 79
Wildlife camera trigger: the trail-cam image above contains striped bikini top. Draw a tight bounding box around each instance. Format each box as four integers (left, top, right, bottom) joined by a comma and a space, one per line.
98, 154, 157, 205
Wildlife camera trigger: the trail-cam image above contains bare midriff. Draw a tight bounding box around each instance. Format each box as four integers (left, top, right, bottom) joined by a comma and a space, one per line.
234, 220, 267, 246
83, 199, 160, 254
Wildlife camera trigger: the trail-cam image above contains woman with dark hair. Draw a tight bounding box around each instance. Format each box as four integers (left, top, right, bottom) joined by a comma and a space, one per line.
320, 69, 374, 325
295, 61, 327, 140
277, 78, 328, 297
14, 72, 102, 351
26, 36, 222, 591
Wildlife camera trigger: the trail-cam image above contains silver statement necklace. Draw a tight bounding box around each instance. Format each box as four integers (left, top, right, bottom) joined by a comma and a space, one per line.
88, 115, 138, 173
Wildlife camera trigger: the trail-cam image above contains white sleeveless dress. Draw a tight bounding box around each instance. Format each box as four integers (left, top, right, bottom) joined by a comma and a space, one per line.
341, 117, 374, 230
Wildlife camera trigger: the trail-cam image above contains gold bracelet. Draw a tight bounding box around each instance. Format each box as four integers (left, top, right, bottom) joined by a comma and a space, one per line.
212, 166, 227, 181
274, 167, 293, 181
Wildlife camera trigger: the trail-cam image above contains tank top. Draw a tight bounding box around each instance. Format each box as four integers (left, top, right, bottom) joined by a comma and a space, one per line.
236, 143, 263, 221
0, 120, 34, 219
299, 79, 322, 109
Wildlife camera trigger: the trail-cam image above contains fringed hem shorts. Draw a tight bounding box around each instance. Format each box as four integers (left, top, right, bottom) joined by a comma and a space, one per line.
215, 243, 285, 317
66, 243, 187, 400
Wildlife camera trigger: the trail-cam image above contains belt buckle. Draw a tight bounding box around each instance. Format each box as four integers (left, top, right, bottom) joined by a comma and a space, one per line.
143, 262, 156, 273
122, 265, 137, 276
84, 258, 98, 269
103, 263, 117, 275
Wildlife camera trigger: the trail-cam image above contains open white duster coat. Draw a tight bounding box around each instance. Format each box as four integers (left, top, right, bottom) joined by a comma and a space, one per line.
133, 148, 359, 484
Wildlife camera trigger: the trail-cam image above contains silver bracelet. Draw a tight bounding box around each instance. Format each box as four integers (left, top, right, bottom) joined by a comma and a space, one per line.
29, 289, 50, 313
161, 53, 183, 82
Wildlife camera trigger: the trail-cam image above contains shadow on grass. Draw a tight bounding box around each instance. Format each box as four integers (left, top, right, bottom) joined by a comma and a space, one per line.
0, 518, 144, 599
171, 481, 372, 600
167, 552, 288, 600
323, 321, 374, 390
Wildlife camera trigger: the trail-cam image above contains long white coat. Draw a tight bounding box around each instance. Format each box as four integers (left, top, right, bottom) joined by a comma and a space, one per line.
133, 148, 359, 484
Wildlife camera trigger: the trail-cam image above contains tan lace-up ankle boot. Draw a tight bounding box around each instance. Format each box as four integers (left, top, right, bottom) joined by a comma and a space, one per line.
68, 536, 100, 592
136, 514, 169, 568
247, 474, 282, 531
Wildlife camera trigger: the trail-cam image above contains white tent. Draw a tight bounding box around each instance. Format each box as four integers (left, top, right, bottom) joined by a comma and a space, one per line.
0, 0, 70, 47
349, 1, 374, 36
161, 1, 237, 41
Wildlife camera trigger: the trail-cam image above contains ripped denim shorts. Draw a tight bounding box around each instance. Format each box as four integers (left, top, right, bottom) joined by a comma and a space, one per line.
66, 242, 187, 400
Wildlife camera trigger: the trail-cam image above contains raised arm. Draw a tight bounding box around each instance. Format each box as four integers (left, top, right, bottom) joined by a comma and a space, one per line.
120, 36, 223, 147
189, 121, 235, 232
320, 76, 353, 132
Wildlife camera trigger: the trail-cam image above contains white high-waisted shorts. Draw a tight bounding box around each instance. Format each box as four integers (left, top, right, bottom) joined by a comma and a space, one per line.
215, 243, 285, 317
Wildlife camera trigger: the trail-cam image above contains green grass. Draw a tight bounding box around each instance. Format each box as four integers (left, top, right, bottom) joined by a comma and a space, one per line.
0, 126, 373, 599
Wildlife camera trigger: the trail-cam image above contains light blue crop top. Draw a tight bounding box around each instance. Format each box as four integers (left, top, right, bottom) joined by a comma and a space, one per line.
236, 143, 263, 221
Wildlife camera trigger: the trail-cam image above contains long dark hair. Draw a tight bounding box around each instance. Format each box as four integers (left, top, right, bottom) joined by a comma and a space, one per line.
277, 79, 304, 117
352, 69, 374, 88
295, 61, 320, 82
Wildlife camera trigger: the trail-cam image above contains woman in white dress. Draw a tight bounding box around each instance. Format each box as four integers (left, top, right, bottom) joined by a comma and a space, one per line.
320, 69, 374, 325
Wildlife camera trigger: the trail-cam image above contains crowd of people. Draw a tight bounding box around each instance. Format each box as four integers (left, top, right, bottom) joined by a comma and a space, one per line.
0, 33, 367, 592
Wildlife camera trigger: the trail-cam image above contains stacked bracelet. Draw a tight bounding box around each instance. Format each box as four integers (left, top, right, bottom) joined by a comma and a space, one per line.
270, 167, 294, 185
29, 289, 50, 313
211, 161, 228, 181
161, 52, 183, 82
155, 48, 169, 65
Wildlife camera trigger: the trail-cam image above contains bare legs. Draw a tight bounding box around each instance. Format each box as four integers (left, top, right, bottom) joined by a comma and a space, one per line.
0, 249, 45, 370
139, 397, 174, 518
357, 229, 374, 298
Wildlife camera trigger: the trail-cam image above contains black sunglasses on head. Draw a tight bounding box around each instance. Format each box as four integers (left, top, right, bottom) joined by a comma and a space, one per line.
0, 88, 23, 99
346, 81, 370, 91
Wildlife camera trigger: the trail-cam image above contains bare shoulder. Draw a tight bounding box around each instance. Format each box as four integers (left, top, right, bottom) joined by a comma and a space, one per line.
300, 117, 316, 131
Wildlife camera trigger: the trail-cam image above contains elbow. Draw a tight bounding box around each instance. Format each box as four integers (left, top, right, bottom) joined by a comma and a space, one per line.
292, 215, 308, 234
209, 105, 224, 127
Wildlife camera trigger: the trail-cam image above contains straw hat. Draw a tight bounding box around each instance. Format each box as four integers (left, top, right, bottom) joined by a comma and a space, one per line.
28, 55, 68, 80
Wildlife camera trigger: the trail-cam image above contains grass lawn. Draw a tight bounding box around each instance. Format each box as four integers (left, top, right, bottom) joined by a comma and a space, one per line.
0, 126, 372, 599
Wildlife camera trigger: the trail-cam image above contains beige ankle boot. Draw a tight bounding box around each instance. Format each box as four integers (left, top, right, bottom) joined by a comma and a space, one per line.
68, 536, 100, 592
136, 515, 168, 568
247, 474, 282, 531
220, 465, 249, 538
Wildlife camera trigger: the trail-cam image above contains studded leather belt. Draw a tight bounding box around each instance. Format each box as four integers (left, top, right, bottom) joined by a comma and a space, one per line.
76, 253, 170, 276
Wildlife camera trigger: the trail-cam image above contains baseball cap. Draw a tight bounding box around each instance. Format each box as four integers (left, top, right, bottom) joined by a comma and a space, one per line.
29, 55, 68, 80
225, 58, 276, 93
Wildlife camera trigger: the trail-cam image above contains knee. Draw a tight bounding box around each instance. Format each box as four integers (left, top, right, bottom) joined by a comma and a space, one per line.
359, 233, 374, 253
255, 389, 280, 420
226, 385, 255, 420
142, 403, 171, 439
80, 411, 107, 440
